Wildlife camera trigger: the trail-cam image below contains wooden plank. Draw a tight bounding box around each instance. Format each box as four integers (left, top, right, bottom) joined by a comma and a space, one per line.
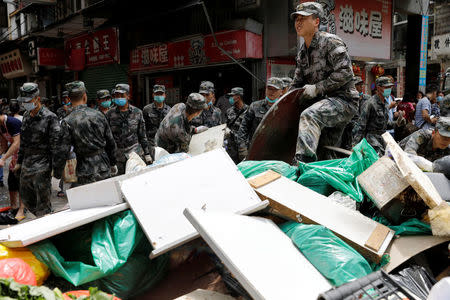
365, 224, 391, 252
188, 124, 226, 156
253, 171, 395, 263
119, 149, 266, 259
184, 209, 331, 300
247, 170, 281, 189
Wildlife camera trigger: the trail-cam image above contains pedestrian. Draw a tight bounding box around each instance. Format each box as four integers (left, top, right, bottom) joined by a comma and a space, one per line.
9, 99, 23, 122
15, 83, 62, 217
156, 93, 209, 153
225, 87, 248, 163
414, 85, 438, 130
0, 112, 24, 220
353, 77, 405, 156
106, 83, 153, 175
56, 91, 71, 120
397, 93, 415, 123
143, 85, 171, 147
416, 91, 424, 102
290, 2, 358, 163
191, 81, 223, 127
281, 77, 293, 95
431, 90, 442, 119
96, 89, 112, 115
58, 81, 118, 186
236, 77, 284, 161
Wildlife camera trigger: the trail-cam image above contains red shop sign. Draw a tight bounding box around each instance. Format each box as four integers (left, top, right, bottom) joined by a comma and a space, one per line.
0, 49, 29, 79
37, 48, 64, 66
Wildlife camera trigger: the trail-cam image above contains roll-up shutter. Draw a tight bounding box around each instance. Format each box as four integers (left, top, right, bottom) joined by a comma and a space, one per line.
80, 64, 129, 102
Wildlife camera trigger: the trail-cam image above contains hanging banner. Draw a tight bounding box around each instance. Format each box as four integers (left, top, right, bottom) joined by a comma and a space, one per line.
418, 15, 428, 88
0, 49, 30, 79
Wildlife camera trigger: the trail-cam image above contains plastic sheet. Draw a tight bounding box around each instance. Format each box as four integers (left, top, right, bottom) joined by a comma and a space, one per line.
281, 222, 372, 286
0, 258, 36, 286
373, 216, 432, 236
237, 160, 298, 181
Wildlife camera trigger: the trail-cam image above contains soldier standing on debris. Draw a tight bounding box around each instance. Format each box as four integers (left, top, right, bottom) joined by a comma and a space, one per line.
156, 93, 209, 153
225, 87, 248, 163
353, 77, 405, 155
58, 81, 118, 186
15, 83, 62, 217
96, 89, 112, 115
107, 83, 153, 175
290, 2, 359, 163
191, 81, 223, 128
143, 85, 171, 147
281, 77, 293, 95
236, 77, 283, 161
56, 91, 71, 119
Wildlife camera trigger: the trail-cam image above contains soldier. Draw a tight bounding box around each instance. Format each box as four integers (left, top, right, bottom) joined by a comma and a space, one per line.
15, 83, 62, 217
441, 94, 450, 117
353, 77, 405, 155
96, 89, 112, 115
290, 2, 358, 163
191, 81, 223, 128
143, 85, 171, 146
156, 93, 208, 153
225, 87, 248, 163
56, 91, 71, 119
236, 77, 283, 161
106, 83, 153, 175
281, 77, 293, 95
58, 81, 118, 186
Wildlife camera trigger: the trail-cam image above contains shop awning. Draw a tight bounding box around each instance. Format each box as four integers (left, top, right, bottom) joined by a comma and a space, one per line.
34, 14, 107, 39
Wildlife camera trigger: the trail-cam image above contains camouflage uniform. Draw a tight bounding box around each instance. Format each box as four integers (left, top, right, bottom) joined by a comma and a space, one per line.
399, 129, 450, 162
226, 104, 248, 163
290, 4, 358, 162
17, 83, 62, 216
56, 106, 71, 119
106, 105, 151, 175
143, 102, 171, 146
191, 81, 224, 127
441, 94, 450, 117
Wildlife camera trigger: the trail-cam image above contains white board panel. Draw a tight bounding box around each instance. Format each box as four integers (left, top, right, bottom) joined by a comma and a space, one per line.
0, 203, 129, 248
119, 149, 266, 258
184, 209, 332, 300
188, 124, 226, 156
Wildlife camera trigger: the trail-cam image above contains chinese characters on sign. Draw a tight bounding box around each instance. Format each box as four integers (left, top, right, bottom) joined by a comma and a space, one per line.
37, 48, 64, 66
419, 15, 428, 88
0, 49, 30, 79
431, 33, 450, 57
131, 43, 169, 71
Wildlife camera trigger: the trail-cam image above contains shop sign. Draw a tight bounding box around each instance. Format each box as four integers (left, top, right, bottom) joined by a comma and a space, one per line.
0, 49, 30, 79
65, 27, 119, 69
37, 48, 64, 66
266, 58, 296, 80
431, 33, 450, 57
130, 30, 262, 73
419, 15, 428, 88
319, 0, 392, 59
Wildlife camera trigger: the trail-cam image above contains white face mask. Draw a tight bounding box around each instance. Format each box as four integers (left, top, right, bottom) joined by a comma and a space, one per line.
23, 101, 36, 111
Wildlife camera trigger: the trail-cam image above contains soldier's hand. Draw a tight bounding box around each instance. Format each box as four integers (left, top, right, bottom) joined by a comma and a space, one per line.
223, 127, 231, 138
145, 154, 153, 165
110, 165, 118, 176
238, 148, 248, 161
12, 163, 21, 175
302, 84, 318, 99
195, 126, 208, 134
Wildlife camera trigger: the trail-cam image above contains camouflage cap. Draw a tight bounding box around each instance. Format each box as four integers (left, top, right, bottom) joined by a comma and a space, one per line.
62, 91, 69, 98
17, 82, 39, 102
199, 81, 215, 94
153, 84, 166, 93
376, 76, 394, 87
281, 77, 293, 88
353, 76, 363, 85
290, 2, 324, 20
436, 117, 450, 138
228, 87, 244, 96
266, 77, 284, 90
65, 81, 87, 94
114, 83, 130, 94
96, 89, 110, 99
186, 92, 208, 110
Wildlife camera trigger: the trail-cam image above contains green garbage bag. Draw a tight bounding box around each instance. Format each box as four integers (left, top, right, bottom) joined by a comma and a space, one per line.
373, 216, 432, 236
281, 222, 372, 286
237, 160, 298, 181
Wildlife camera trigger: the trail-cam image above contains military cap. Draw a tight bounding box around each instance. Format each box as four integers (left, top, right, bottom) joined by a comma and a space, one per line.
62, 91, 69, 98
153, 85, 166, 93
266, 77, 284, 90
375, 76, 394, 87
114, 83, 130, 94
228, 87, 244, 96
281, 77, 293, 88
353, 76, 364, 85
65, 81, 87, 94
96, 89, 110, 99
186, 92, 208, 110
436, 117, 450, 138
199, 81, 215, 94
17, 82, 39, 102
291, 2, 324, 20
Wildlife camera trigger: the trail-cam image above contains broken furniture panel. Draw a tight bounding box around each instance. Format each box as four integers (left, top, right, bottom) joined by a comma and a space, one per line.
188, 124, 226, 156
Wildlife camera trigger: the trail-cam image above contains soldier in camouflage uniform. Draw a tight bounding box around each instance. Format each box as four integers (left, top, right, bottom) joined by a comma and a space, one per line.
191, 81, 223, 128
58, 81, 118, 186
236, 77, 284, 161
156, 93, 208, 153
441, 94, 450, 117
353, 77, 405, 155
107, 83, 153, 175
225, 87, 248, 163
16, 83, 62, 217
56, 91, 71, 120
143, 85, 171, 146
281, 77, 293, 95
96, 89, 112, 115
290, 2, 358, 163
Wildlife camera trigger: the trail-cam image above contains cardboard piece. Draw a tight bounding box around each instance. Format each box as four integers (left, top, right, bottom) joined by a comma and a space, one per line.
251, 171, 395, 263
0, 203, 129, 248
119, 149, 267, 258
189, 124, 226, 156
175, 289, 235, 300
426, 173, 450, 201
184, 209, 331, 300
247, 170, 281, 189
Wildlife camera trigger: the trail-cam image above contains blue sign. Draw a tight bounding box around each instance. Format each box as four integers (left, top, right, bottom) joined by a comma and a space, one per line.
419, 15, 428, 87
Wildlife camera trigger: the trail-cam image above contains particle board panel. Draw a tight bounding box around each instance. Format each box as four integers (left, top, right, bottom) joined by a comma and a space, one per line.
247, 170, 281, 189
252, 172, 395, 263
0, 203, 129, 248
119, 149, 267, 259
188, 124, 226, 156
184, 209, 332, 300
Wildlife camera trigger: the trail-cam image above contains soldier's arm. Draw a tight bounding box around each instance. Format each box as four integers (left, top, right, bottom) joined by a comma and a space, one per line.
403, 131, 422, 155
291, 53, 305, 90
50, 115, 65, 179
315, 38, 353, 96
104, 119, 117, 166
138, 111, 152, 156
352, 100, 371, 146
236, 106, 255, 150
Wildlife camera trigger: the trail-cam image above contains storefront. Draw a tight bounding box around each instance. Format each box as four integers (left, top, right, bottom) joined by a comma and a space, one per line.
0, 48, 32, 99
